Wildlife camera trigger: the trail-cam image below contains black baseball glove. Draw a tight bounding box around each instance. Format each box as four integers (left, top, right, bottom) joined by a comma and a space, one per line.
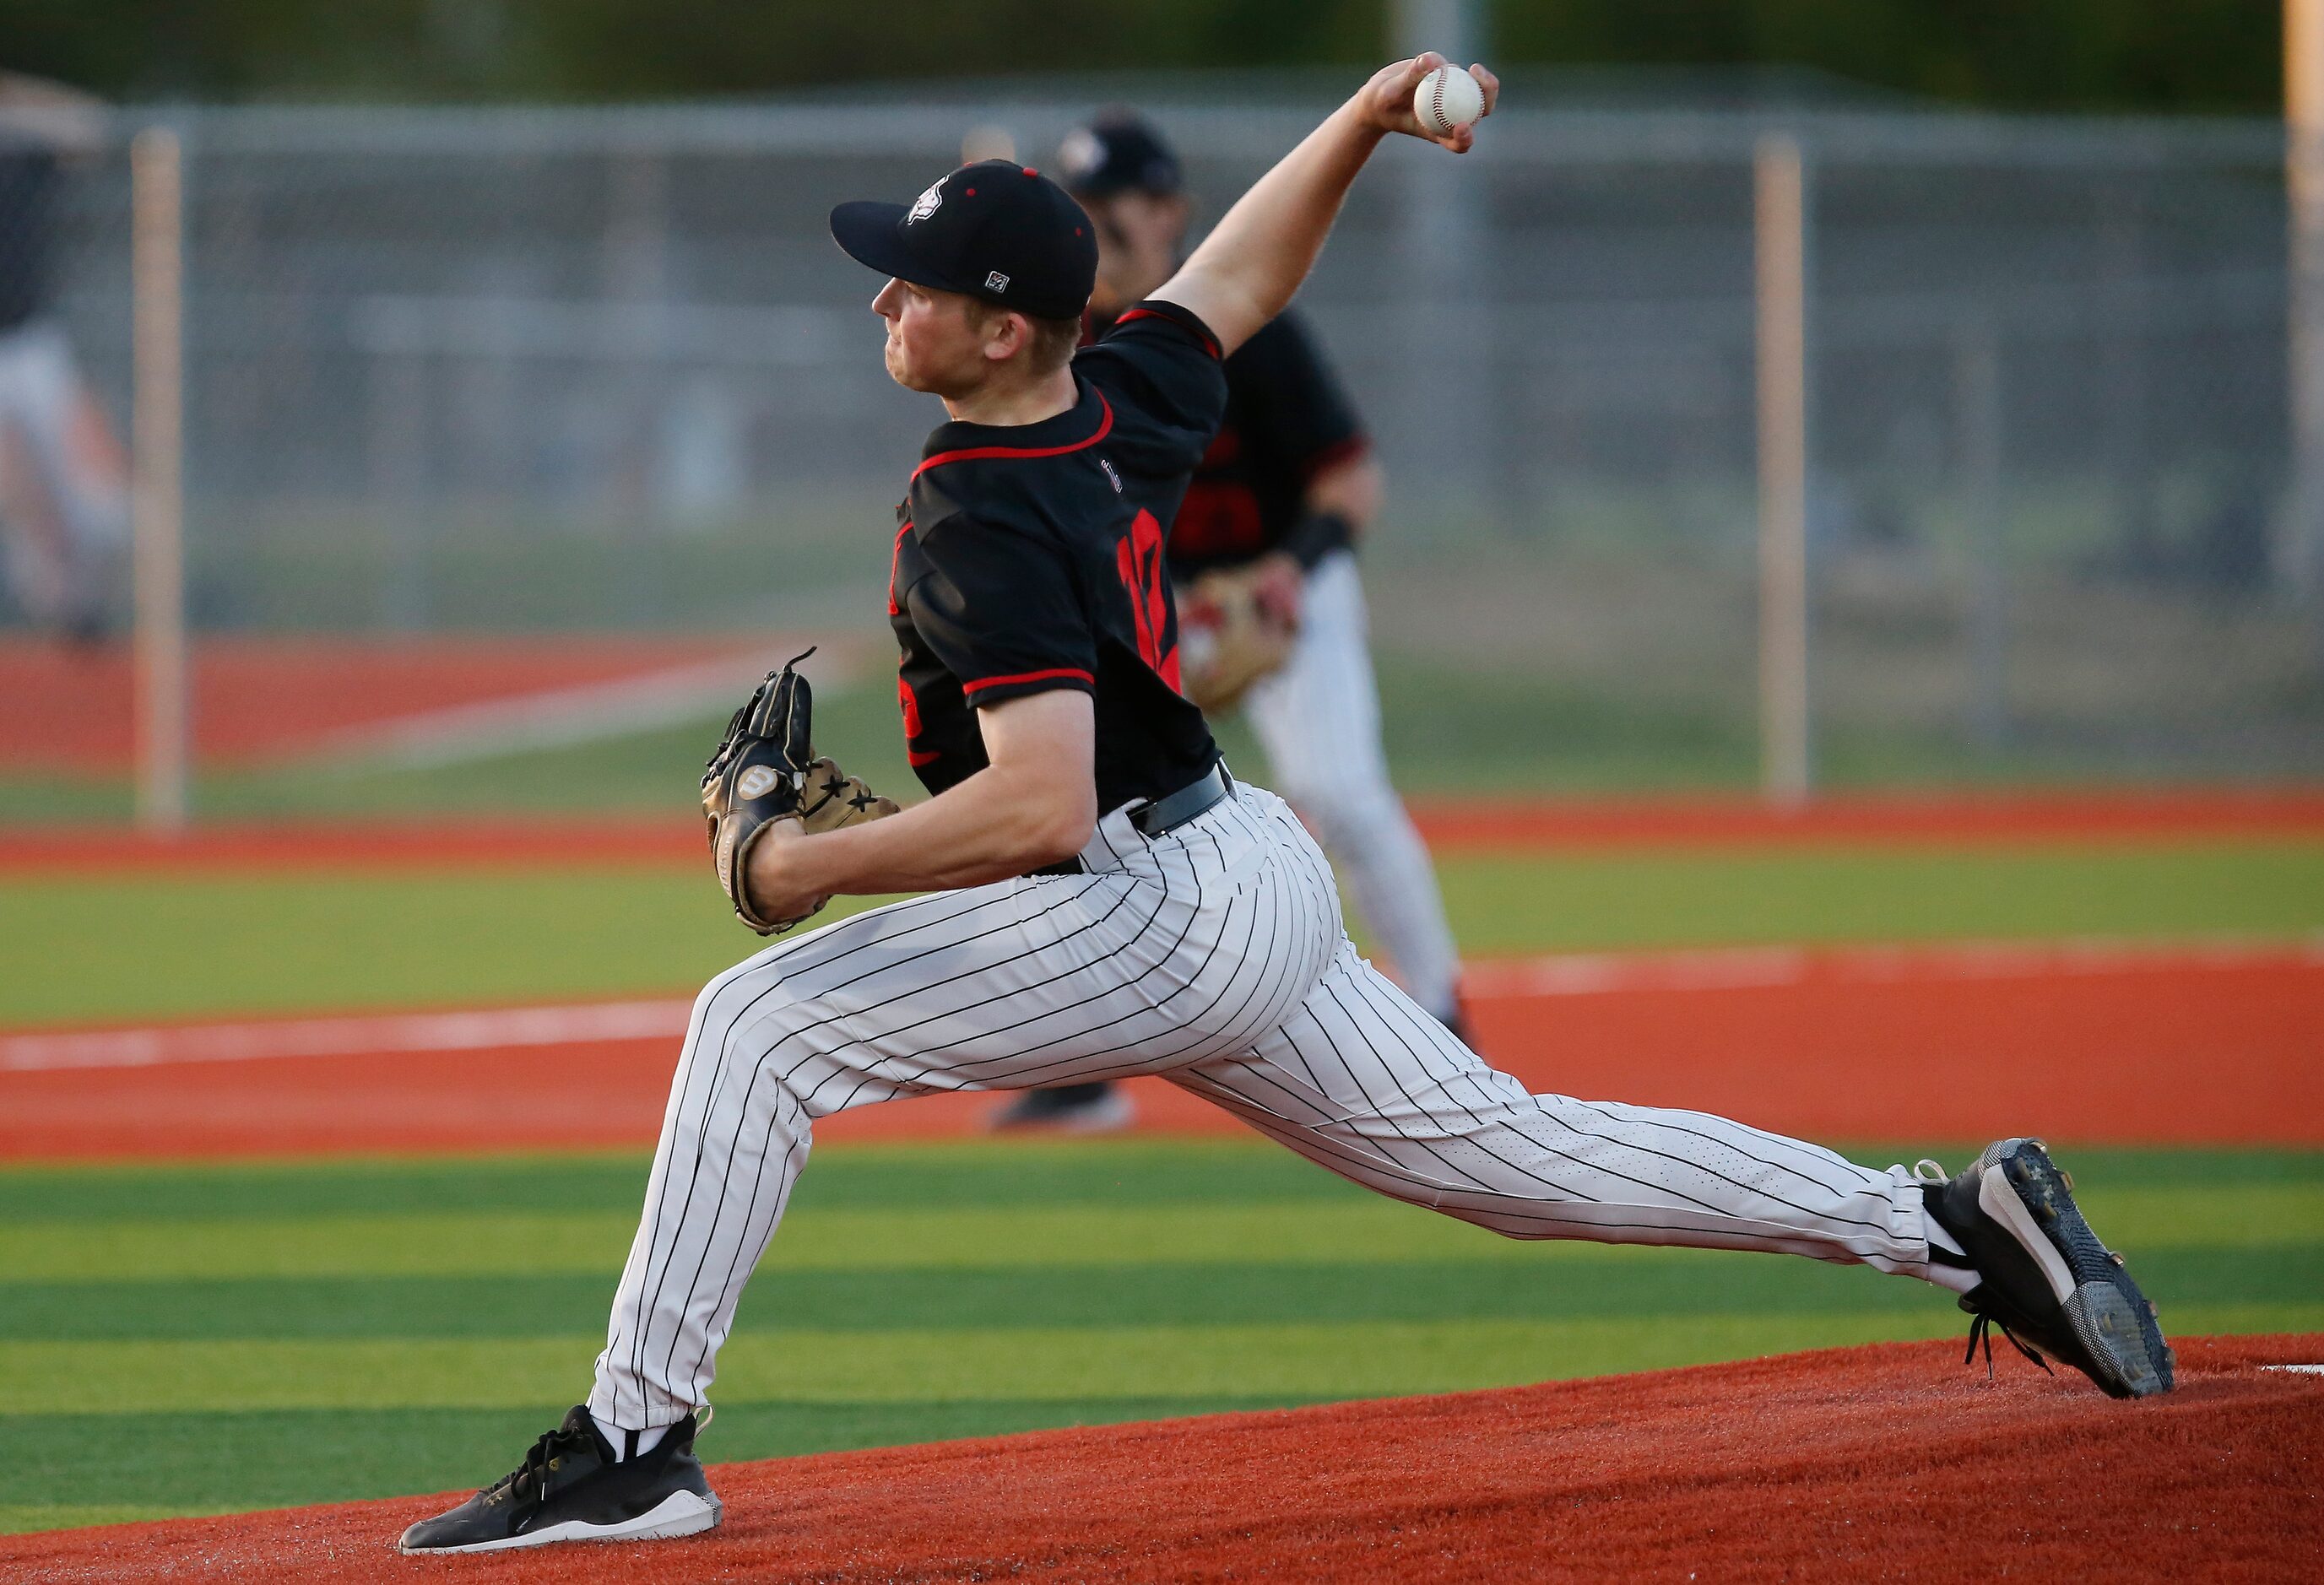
702, 650, 900, 934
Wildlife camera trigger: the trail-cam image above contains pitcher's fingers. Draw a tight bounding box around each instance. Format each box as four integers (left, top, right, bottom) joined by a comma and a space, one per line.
1471, 64, 1501, 117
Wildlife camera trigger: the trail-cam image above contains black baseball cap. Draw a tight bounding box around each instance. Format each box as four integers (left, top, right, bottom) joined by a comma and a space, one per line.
830, 160, 1098, 322
1055, 113, 1183, 200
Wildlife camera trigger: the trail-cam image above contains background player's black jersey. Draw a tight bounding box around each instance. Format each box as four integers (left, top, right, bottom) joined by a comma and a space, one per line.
1164, 308, 1367, 579
0, 149, 61, 333
891, 299, 1227, 814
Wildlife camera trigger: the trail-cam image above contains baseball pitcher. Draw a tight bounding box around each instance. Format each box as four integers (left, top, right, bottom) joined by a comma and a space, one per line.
399, 55, 2170, 1556
994, 112, 1471, 1133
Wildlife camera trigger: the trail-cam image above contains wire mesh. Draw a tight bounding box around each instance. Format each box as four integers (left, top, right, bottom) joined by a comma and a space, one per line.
8, 95, 2319, 792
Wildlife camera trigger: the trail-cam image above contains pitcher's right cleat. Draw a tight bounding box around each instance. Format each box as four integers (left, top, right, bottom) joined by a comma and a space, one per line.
989, 1081, 1137, 1133
396, 1406, 721, 1554
1917, 1138, 2175, 1399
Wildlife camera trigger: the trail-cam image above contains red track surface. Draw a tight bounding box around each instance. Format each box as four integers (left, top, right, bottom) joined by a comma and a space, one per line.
2, 944, 2313, 1159
0, 635, 766, 772
7, 788, 2324, 872
10, 1334, 2317, 1583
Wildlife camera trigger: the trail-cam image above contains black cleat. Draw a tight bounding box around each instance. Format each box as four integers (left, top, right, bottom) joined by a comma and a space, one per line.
1918, 1139, 2174, 1399
396, 1406, 720, 1554
989, 1081, 1136, 1133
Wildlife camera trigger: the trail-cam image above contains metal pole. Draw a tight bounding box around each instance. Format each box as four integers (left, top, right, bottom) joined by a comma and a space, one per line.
2287, 0, 2324, 608
131, 127, 187, 834
1754, 134, 1812, 805
1391, 0, 1488, 519
1393, 0, 1477, 68
374, 349, 430, 629
1953, 318, 2008, 749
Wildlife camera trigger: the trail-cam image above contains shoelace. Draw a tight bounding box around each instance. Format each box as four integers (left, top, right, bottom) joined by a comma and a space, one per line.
1964, 1309, 2054, 1380
484, 1420, 593, 1507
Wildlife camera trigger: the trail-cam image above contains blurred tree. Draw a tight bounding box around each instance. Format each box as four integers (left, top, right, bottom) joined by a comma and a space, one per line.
1492, 1, 2280, 113
0, 0, 2282, 110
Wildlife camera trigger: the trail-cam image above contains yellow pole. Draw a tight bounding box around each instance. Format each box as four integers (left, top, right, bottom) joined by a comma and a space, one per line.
1755, 134, 1812, 805
132, 127, 187, 833
2288, 0, 2324, 598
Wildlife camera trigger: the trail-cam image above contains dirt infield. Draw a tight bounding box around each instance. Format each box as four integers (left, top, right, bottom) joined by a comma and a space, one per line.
1416, 788, 2324, 848
8, 1333, 2316, 1582
0, 635, 780, 772
8, 786, 2324, 871
3, 943, 2313, 1159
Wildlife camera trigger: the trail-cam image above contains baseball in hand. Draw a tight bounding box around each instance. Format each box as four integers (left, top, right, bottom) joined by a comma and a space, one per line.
1414, 65, 1485, 138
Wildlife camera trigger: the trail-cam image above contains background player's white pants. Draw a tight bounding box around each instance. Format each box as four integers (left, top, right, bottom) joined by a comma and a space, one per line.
592, 782, 1948, 1431
1243, 551, 1462, 1022
0, 320, 128, 628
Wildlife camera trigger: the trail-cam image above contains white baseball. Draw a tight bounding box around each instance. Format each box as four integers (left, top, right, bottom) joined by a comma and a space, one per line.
1413, 64, 1484, 137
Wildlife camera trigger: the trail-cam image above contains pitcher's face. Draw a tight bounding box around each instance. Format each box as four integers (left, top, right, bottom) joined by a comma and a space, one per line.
872, 278, 997, 399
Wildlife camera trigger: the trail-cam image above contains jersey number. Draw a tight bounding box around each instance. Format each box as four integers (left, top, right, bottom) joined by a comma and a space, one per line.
1115, 509, 1182, 690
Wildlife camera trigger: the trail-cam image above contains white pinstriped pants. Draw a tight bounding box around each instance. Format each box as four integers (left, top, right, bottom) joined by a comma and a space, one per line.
0, 322, 127, 628
1243, 551, 1462, 1022
592, 781, 1944, 1430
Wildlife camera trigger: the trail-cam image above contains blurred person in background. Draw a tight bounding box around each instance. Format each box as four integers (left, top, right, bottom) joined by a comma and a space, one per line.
991, 111, 1468, 1133
0, 72, 129, 646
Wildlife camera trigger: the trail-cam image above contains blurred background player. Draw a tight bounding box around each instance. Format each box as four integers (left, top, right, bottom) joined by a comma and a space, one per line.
992, 111, 1468, 1132
0, 72, 129, 646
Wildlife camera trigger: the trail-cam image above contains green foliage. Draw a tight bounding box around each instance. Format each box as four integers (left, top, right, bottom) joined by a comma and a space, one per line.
0, 0, 1382, 101
0, 0, 2281, 111
1493, 1, 2279, 112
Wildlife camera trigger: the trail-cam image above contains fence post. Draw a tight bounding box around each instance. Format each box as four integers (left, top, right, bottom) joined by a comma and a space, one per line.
2287, 0, 2324, 650
1754, 133, 1812, 805
131, 126, 188, 834
1393, 0, 1491, 525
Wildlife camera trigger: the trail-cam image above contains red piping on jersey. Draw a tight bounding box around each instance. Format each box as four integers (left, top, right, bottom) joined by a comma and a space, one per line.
886, 518, 913, 615
912, 393, 1114, 479
1113, 305, 1222, 360
1300, 433, 1372, 481
962, 666, 1095, 695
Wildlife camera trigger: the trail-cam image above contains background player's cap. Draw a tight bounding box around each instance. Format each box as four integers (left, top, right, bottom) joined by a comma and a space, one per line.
1055, 112, 1184, 200
830, 160, 1098, 321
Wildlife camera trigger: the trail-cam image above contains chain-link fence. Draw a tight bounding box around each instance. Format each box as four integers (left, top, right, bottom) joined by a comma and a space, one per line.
9, 90, 2321, 802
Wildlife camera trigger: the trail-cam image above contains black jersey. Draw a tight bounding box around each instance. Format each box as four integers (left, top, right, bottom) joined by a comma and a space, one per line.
891, 299, 1227, 813
1165, 308, 1367, 579
0, 149, 61, 334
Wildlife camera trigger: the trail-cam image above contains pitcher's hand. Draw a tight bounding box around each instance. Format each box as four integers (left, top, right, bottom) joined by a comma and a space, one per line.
1357, 55, 1499, 154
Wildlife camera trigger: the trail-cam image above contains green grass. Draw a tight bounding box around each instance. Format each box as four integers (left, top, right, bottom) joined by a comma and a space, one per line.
1427, 842, 2324, 956
0, 1140, 2316, 1533
3, 838, 2319, 1027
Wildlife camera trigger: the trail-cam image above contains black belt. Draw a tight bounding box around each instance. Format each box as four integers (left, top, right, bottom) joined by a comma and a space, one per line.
1031, 761, 1232, 877
1131, 760, 1232, 837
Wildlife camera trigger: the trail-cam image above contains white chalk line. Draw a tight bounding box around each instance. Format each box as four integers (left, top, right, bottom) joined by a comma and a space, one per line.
0, 999, 694, 1073
1461, 933, 2324, 999
4, 934, 2316, 1075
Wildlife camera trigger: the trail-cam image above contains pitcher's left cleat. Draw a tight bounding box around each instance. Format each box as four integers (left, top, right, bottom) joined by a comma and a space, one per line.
397, 1406, 721, 1554
1918, 1138, 2174, 1398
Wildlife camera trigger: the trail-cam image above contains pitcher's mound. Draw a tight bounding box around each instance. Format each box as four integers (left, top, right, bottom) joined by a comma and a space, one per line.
12, 1333, 2321, 1583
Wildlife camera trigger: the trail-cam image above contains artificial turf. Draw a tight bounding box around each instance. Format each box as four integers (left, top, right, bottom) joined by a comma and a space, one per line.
8, 839, 2323, 1026
1, 1140, 2317, 1534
